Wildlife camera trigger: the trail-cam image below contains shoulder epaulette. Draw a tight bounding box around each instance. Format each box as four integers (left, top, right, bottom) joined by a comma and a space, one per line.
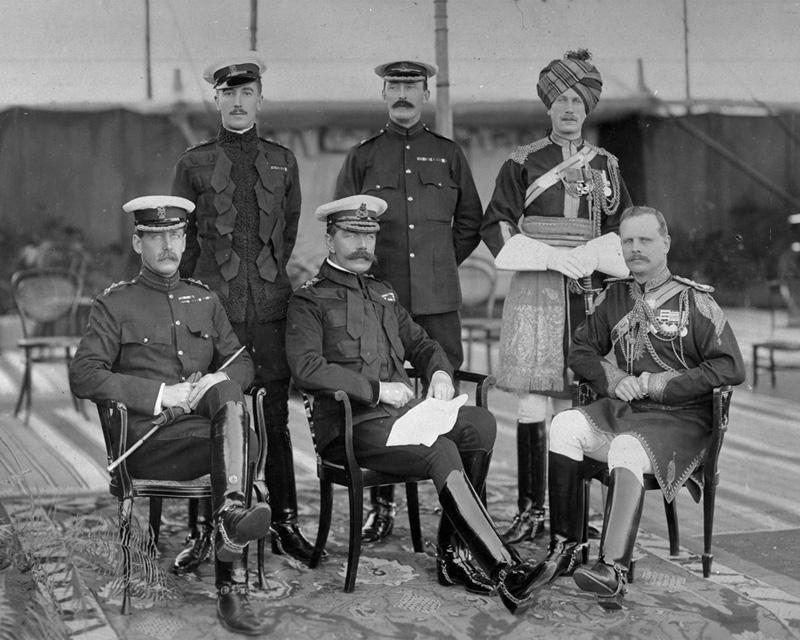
184, 137, 215, 152
584, 143, 620, 167
422, 124, 453, 142
259, 135, 291, 151
509, 137, 552, 165
356, 129, 386, 147
300, 275, 325, 290
102, 279, 134, 296
184, 277, 211, 291
673, 275, 715, 293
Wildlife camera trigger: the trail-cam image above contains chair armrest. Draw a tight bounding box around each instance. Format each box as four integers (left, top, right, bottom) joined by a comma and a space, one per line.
703, 385, 733, 488
404, 367, 496, 410
571, 379, 599, 408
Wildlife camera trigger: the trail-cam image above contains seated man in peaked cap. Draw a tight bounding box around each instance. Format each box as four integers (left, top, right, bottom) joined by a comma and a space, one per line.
69, 195, 271, 636
285, 195, 546, 615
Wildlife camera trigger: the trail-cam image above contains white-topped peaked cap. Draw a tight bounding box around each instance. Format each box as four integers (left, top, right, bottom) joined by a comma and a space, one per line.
123, 195, 195, 232
374, 59, 438, 82
203, 52, 267, 89
315, 195, 387, 233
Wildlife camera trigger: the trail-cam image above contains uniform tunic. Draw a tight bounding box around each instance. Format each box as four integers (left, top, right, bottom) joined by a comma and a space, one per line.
171, 127, 301, 325
69, 268, 255, 477
286, 261, 495, 485
569, 269, 745, 501
334, 120, 482, 316
481, 134, 632, 396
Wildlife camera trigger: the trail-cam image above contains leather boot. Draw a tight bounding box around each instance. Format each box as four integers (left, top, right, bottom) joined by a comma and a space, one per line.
212, 401, 271, 563
573, 467, 644, 609
438, 470, 544, 615
525, 452, 587, 591
262, 389, 315, 563
215, 554, 270, 636
173, 498, 213, 574
502, 421, 547, 543
436, 451, 495, 595
362, 485, 396, 543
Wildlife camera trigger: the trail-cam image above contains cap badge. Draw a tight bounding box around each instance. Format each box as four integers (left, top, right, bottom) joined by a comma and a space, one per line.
156, 206, 166, 219
228, 64, 238, 75
356, 203, 368, 218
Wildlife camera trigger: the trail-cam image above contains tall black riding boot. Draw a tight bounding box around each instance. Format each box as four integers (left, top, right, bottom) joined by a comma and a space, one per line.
526, 452, 587, 591
212, 401, 272, 563
173, 498, 214, 574
362, 484, 396, 543
215, 553, 270, 636
436, 451, 495, 595
502, 421, 547, 543
573, 467, 644, 609
438, 470, 546, 615
261, 384, 316, 563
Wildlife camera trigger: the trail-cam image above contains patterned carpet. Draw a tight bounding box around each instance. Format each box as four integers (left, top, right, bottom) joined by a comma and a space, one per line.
3, 476, 797, 640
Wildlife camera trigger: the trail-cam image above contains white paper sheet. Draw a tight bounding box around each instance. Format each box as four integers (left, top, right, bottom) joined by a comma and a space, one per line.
385, 394, 469, 447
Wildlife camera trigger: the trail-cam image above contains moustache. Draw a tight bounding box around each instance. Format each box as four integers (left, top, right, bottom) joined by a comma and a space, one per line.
392, 100, 414, 108
159, 251, 179, 261
627, 254, 648, 262
345, 250, 374, 262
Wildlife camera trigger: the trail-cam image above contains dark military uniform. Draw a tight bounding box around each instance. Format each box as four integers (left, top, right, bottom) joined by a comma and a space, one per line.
286, 260, 494, 486
334, 119, 483, 370
69, 268, 255, 479
171, 126, 310, 558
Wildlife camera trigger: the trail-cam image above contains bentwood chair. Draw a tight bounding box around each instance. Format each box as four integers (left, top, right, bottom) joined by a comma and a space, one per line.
298, 369, 495, 593
97, 387, 269, 614
11, 268, 85, 423
459, 256, 503, 373
574, 380, 733, 579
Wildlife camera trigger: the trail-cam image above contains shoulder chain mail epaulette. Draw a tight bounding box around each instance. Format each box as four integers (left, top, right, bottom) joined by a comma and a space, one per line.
103, 280, 134, 296
185, 277, 210, 290
509, 137, 552, 165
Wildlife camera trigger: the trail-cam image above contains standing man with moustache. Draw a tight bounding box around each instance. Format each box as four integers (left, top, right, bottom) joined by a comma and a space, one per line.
481, 50, 632, 546
171, 53, 315, 568
334, 59, 484, 544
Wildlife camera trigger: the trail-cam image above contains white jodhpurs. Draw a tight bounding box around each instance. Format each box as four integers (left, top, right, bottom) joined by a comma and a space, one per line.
518, 393, 572, 423
549, 410, 653, 486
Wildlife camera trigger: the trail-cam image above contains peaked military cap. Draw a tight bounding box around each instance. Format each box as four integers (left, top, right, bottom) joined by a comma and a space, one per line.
123, 195, 195, 232
315, 195, 387, 233
203, 52, 267, 89
374, 59, 438, 82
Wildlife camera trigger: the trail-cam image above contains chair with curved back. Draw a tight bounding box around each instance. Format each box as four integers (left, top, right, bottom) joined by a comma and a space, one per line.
96, 387, 269, 614
298, 368, 495, 593
11, 267, 85, 423
573, 380, 733, 579
458, 255, 503, 373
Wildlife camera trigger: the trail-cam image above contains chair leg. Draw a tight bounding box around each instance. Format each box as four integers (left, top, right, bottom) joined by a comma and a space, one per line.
119, 497, 133, 615
405, 483, 423, 553
344, 477, 365, 593
15, 351, 33, 424
149, 497, 163, 548
702, 486, 717, 578
752, 345, 759, 387
582, 479, 591, 565
663, 495, 680, 556
312, 480, 333, 570
769, 348, 777, 388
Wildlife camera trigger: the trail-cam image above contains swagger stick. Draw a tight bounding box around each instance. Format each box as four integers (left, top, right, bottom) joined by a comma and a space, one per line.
107, 344, 247, 473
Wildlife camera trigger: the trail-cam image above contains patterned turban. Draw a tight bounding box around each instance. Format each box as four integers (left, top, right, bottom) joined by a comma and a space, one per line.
537, 49, 603, 113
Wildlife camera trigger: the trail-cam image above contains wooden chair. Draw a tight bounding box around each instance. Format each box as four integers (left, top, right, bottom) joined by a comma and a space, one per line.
573, 380, 733, 579
298, 369, 495, 593
97, 387, 269, 614
752, 280, 800, 387
459, 256, 503, 373
11, 268, 85, 423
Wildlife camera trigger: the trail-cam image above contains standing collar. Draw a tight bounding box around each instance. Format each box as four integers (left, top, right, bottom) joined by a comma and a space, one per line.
385, 119, 425, 139
634, 267, 672, 293
549, 131, 584, 155
138, 267, 181, 292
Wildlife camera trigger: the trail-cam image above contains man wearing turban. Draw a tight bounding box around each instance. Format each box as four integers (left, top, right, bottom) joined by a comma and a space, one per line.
480, 50, 633, 550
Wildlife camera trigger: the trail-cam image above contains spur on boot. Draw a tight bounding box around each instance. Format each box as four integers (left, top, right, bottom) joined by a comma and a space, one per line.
173, 527, 213, 574
361, 497, 395, 543
526, 537, 585, 591
573, 559, 628, 609
502, 508, 546, 544
436, 540, 496, 596
216, 502, 272, 563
